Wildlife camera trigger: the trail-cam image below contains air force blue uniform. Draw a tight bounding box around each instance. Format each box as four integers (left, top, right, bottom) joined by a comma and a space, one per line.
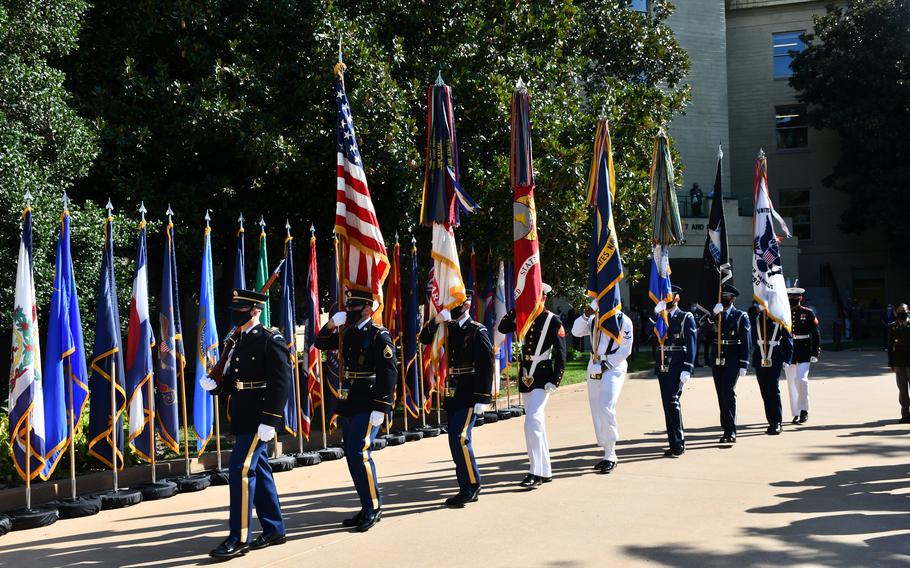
650, 308, 697, 453
708, 307, 751, 439
750, 312, 793, 428
315, 318, 396, 515
211, 323, 292, 544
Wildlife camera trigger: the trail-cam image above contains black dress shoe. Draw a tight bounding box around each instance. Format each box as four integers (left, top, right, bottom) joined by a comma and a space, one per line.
599, 460, 617, 474
250, 533, 287, 550
540, 476, 552, 483
799, 411, 808, 424
466, 484, 481, 501
728, 435, 737, 443
445, 490, 470, 508
663, 447, 684, 457
899, 417, 910, 424
356, 509, 381, 532
210, 537, 250, 559
341, 509, 365, 527
593, 460, 607, 471
519, 474, 542, 489
792, 416, 800, 424
719, 436, 729, 443
766, 423, 782, 435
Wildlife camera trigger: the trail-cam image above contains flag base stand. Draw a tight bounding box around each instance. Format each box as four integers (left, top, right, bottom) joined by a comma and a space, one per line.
51, 495, 102, 519
415, 425, 441, 438
133, 480, 178, 501
496, 409, 513, 420
473, 414, 486, 427
267, 455, 297, 473
0, 514, 10, 536
205, 468, 230, 486
508, 406, 525, 417
370, 438, 388, 451
168, 474, 211, 493
397, 430, 424, 442
97, 489, 142, 510
317, 447, 345, 461
294, 452, 322, 467
7, 506, 59, 530
482, 411, 500, 424
378, 433, 406, 446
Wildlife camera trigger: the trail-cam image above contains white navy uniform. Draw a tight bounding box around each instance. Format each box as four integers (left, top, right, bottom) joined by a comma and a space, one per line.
572, 313, 634, 463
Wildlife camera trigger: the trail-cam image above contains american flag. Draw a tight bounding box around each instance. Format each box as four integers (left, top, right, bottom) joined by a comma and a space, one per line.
335, 64, 389, 304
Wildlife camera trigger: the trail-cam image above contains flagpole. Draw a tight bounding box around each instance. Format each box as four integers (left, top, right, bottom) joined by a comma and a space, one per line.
762, 311, 769, 367
316, 348, 328, 449
168, 205, 192, 477
111, 359, 119, 491
440, 325, 448, 426
67, 357, 77, 500
25, 412, 31, 510
148, 375, 157, 482
715, 273, 723, 366
289, 223, 304, 456
417, 335, 427, 427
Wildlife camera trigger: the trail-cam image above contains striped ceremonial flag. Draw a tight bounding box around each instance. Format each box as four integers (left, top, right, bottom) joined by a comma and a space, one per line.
304, 228, 321, 425
334, 56, 389, 308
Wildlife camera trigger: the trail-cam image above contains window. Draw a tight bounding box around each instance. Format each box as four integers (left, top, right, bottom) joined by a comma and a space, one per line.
776, 104, 808, 149
777, 189, 811, 240
629, 0, 647, 12
773, 31, 806, 78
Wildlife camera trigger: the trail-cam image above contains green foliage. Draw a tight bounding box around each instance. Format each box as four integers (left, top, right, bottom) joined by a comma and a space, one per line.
789, 0, 910, 253
62, 0, 689, 300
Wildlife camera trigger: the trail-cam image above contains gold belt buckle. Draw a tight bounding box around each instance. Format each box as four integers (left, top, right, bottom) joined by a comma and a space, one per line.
590, 373, 602, 380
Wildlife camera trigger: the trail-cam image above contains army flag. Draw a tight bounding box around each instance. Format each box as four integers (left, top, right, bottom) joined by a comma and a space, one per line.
254, 219, 271, 326
510, 82, 544, 341
125, 216, 156, 461
752, 151, 792, 332
88, 207, 127, 469
586, 120, 625, 342
234, 215, 247, 291
156, 214, 183, 454
278, 229, 301, 437
699, 145, 731, 316
194, 218, 219, 454
402, 240, 422, 418
9, 201, 46, 480
42, 206, 89, 479
334, 55, 390, 309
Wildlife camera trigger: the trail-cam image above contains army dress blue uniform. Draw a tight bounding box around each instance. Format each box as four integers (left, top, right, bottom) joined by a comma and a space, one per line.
420, 305, 493, 504
209, 291, 292, 556
707, 298, 751, 442
314, 293, 396, 529
649, 304, 697, 456
750, 310, 793, 433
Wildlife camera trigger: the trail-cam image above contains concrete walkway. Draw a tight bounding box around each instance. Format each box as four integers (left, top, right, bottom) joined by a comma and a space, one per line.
2, 351, 908, 567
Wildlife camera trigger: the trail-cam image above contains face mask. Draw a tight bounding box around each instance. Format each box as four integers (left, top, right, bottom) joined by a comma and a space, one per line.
789, 298, 800, 306
451, 304, 468, 319
230, 309, 253, 327
899, 312, 908, 320
346, 306, 364, 321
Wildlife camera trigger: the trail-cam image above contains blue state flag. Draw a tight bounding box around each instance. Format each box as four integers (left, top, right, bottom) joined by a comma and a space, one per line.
156, 218, 184, 454
585, 120, 624, 342
234, 218, 246, 291
194, 223, 219, 454
88, 212, 127, 470
649, 245, 674, 345
42, 209, 89, 479
278, 233, 300, 437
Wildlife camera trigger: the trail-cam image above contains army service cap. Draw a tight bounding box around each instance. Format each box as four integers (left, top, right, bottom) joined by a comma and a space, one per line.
232, 289, 268, 309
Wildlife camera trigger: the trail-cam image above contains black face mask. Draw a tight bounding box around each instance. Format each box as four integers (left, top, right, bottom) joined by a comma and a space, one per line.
721, 297, 734, 308
899, 312, 908, 320
789, 298, 800, 306
230, 309, 253, 327
451, 303, 468, 319
346, 306, 364, 322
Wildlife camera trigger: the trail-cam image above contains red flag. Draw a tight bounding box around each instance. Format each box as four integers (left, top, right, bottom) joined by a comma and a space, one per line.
305, 232, 321, 422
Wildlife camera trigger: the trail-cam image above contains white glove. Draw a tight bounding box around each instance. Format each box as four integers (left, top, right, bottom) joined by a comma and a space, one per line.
654, 301, 666, 315
200, 377, 218, 391
435, 309, 452, 323
810, 356, 818, 363
369, 411, 385, 426
782, 362, 790, 369
473, 403, 489, 416
679, 371, 691, 384
257, 424, 276, 442
544, 382, 557, 394
756, 304, 765, 313
712, 303, 724, 315
738, 368, 747, 377
331, 311, 347, 327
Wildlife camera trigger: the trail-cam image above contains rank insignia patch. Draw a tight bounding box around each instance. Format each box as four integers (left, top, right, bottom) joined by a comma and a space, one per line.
383, 345, 393, 359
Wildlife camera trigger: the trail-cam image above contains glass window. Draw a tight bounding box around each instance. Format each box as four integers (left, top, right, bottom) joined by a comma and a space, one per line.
778, 189, 811, 240
629, 0, 647, 12
776, 104, 808, 149
773, 31, 806, 78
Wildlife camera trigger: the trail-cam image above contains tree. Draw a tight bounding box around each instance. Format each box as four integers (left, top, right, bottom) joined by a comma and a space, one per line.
61, 0, 689, 305
790, 0, 910, 254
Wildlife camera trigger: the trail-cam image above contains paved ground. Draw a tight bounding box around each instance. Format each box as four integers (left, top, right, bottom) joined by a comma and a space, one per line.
2, 350, 908, 567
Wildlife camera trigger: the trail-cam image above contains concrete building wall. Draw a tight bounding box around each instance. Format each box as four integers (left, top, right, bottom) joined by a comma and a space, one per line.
666, 0, 732, 200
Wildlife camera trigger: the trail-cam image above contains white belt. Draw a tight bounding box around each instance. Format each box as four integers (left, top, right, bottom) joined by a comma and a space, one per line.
793, 334, 810, 340
526, 348, 553, 363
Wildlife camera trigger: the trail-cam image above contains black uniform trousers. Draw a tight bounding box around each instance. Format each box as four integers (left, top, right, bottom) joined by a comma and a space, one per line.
447, 406, 480, 489
755, 362, 784, 426
342, 412, 382, 514
712, 361, 740, 437
657, 367, 685, 451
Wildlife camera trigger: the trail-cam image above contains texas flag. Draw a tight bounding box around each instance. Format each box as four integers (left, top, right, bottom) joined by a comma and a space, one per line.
125, 219, 156, 462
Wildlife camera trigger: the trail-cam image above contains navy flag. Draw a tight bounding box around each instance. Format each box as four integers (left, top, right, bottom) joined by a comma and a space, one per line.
585, 120, 625, 342
156, 208, 184, 454
699, 145, 731, 317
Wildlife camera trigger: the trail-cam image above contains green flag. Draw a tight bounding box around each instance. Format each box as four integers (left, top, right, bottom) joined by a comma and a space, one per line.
255, 218, 271, 326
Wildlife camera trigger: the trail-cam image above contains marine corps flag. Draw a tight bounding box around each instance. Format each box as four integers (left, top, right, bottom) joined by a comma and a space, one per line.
510, 81, 544, 340
752, 151, 792, 332
88, 203, 127, 469
334, 52, 390, 309
10, 197, 46, 480
585, 120, 624, 342
699, 145, 731, 316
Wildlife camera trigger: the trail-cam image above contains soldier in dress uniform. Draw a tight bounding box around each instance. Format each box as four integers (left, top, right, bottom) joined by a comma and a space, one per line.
498, 283, 566, 488
200, 289, 292, 559
418, 290, 493, 507
749, 304, 793, 435
887, 303, 910, 423
314, 289, 396, 532
784, 287, 820, 424
650, 285, 696, 457
571, 300, 634, 474
708, 284, 751, 443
